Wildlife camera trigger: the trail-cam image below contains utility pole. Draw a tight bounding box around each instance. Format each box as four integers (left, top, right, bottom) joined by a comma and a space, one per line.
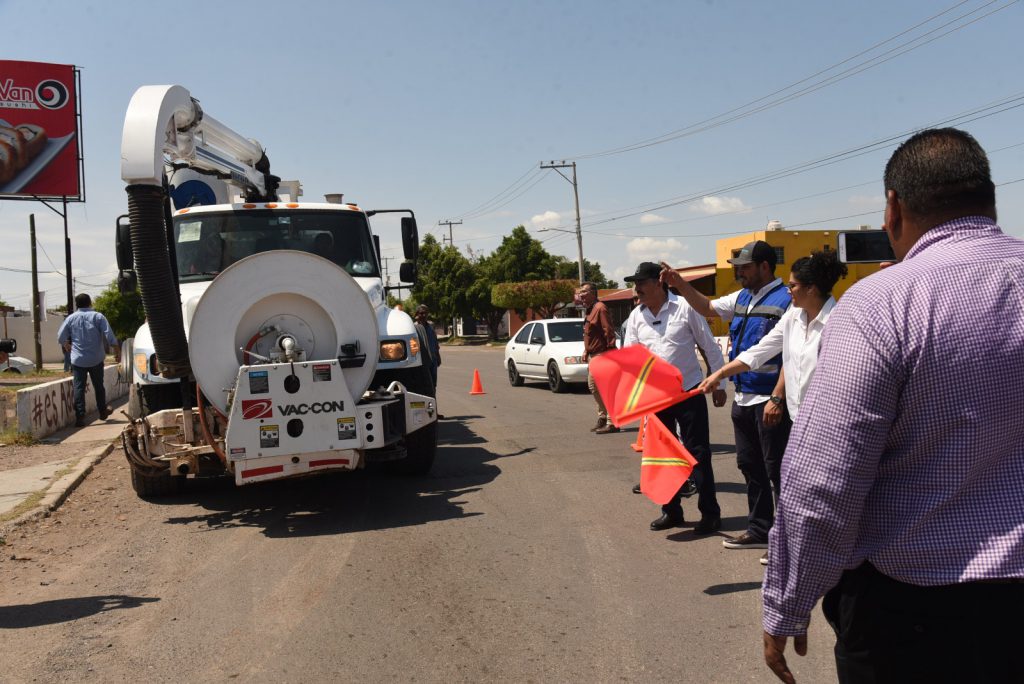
539, 161, 584, 283
438, 219, 462, 246
30, 215, 42, 371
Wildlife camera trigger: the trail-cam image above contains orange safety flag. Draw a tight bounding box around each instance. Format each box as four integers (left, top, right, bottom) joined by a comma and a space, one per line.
640, 414, 698, 505
589, 345, 699, 427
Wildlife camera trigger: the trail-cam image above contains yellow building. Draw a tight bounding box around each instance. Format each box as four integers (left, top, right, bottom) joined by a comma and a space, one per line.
709, 225, 882, 336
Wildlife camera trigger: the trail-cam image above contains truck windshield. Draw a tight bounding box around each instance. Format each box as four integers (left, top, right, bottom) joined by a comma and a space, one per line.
173, 209, 380, 282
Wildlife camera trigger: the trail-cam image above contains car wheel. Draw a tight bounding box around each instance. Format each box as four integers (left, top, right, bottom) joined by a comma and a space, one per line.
507, 360, 524, 386
2, 367, 20, 374
547, 361, 567, 393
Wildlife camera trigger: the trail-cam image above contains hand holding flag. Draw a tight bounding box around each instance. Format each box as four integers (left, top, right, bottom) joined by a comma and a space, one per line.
589, 345, 700, 427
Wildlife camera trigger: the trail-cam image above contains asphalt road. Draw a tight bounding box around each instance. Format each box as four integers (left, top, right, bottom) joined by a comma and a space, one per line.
0, 347, 837, 683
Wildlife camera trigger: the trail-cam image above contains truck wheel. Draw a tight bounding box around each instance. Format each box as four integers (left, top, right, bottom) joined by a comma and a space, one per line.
547, 361, 568, 393
129, 466, 183, 498
387, 421, 437, 476
507, 360, 524, 386
127, 383, 182, 420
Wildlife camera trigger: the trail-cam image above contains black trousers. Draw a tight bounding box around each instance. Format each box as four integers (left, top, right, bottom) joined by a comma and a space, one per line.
657, 392, 719, 520
823, 562, 1024, 683
731, 400, 791, 539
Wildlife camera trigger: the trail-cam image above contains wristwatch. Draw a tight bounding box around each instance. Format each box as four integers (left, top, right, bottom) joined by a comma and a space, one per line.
768, 395, 784, 406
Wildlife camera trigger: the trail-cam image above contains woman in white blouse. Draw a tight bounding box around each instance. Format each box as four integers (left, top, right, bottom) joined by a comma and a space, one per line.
697, 250, 847, 424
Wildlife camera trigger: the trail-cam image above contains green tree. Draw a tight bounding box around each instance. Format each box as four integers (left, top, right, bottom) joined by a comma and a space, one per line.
466, 253, 505, 339
412, 235, 476, 334
93, 280, 145, 341
492, 279, 577, 320
487, 226, 557, 283
552, 257, 618, 289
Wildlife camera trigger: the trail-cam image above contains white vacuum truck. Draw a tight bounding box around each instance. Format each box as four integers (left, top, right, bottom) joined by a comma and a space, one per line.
115, 85, 437, 498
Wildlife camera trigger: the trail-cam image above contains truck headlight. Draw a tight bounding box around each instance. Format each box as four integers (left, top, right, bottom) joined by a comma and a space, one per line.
379, 340, 407, 361
409, 337, 420, 356
134, 352, 149, 377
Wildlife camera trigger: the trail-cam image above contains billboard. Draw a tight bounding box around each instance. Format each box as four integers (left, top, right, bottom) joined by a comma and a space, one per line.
0, 61, 81, 199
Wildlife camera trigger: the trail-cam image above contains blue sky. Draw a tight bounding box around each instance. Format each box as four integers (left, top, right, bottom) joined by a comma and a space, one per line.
1, 0, 1021, 311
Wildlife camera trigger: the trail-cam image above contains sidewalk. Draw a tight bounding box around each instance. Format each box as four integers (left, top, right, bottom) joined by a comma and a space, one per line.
0, 397, 128, 533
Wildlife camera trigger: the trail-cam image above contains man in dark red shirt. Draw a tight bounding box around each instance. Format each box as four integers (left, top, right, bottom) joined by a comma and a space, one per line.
579, 282, 619, 434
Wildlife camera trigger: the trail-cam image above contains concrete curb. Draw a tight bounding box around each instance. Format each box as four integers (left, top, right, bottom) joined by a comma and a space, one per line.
0, 440, 116, 536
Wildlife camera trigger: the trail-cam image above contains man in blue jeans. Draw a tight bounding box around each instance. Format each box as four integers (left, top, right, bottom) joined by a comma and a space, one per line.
57, 293, 120, 427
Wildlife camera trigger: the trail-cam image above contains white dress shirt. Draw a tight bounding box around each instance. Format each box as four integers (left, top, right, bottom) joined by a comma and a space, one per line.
735, 296, 835, 420
710, 277, 787, 407
624, 291, 725, 390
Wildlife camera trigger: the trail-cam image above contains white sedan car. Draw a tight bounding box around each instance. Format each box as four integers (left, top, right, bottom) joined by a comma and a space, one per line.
2, 355, 35, 374
504, 318, 588, 392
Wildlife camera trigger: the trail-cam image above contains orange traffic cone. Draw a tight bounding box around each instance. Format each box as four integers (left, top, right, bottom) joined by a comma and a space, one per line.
469, 369, 486, 395
630, 415, 647, 452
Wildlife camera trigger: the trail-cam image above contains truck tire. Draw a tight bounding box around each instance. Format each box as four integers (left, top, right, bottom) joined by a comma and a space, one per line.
130, 466, 183, 498
127, 383, 182, 420
371, 361, 437, 476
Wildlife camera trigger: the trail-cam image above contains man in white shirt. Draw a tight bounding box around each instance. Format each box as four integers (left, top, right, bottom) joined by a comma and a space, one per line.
623, 262, 727, 533
661, 241, 792, 551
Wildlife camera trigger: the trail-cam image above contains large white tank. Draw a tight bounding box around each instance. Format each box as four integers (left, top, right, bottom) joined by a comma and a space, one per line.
187, 251, 380, 414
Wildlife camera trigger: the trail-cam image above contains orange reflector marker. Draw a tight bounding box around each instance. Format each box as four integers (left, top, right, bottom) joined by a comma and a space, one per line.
286, 203, 299, 208
242, 203, 256, 209
347, 204, 360, 211
265, 203, 278, 208
178, 208, 190, 214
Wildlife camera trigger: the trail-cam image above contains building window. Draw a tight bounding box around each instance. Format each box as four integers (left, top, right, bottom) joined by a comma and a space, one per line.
774, 247, 785, 265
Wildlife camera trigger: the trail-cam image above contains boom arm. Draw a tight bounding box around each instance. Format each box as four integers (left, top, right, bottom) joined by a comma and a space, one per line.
120, 84, 277, 200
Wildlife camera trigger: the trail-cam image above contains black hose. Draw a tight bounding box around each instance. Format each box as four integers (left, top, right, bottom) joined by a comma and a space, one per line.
126, 183, 192, 378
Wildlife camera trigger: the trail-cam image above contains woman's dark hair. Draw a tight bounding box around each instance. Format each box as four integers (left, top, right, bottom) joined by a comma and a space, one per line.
791, 250, 847, 296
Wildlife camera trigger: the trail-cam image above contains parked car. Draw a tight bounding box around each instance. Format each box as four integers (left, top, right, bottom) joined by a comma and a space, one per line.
504, 318, 587, 392
2, 355, 35, 374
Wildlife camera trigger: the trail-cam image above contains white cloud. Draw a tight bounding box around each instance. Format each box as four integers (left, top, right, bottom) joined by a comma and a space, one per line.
689, 195, 750, 215
530, 210, 562, 229
626, 237, 688, 264
640, 213, 669, 225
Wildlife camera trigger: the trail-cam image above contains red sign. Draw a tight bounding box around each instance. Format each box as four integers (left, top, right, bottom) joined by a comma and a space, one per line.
0, 61, 80, 198
241, 399, 273, 420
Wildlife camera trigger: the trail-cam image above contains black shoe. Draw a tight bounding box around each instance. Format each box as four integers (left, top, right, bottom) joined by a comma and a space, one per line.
679, 479, 698, 498
590, 417, 606, 432
74, 416, 86, 427
650, 513, 684, 531
693, 516, 721, 535
632, 483, 641, 494
595, 424, 619, 434
722, 531, 768, 549
99, 405, 112, 420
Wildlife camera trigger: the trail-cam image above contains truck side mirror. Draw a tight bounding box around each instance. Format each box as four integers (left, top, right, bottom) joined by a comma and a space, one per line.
117, 270, 138, 295
115, 214, 133, 271
399, 260, 417, 285
401, 216, 419, 261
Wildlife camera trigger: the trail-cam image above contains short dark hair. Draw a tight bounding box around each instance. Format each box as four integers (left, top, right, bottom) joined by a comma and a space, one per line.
884, 128, 995, 218
580, 281, 597, 294
75, 293, 91, 308
791, 250, 847, 296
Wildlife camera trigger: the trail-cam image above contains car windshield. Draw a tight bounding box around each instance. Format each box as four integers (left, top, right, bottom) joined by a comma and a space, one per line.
174, 209, 379, 282
547, 321, 584, 343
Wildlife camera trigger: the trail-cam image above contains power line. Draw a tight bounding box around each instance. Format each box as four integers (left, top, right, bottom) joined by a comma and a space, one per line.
538, 92, 1024, 234
567, 0, 1015, 160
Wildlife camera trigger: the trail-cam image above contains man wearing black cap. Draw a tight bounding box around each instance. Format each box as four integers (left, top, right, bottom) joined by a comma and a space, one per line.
622, 262, 727, 533
661, 241, 792, 553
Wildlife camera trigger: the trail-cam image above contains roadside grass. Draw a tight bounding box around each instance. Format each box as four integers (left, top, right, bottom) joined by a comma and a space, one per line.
0, 427, 37, 446
0, 490, 45, 525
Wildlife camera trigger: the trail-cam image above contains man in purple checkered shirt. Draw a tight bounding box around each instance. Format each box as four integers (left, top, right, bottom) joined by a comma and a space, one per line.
762, 129, 1024, 684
